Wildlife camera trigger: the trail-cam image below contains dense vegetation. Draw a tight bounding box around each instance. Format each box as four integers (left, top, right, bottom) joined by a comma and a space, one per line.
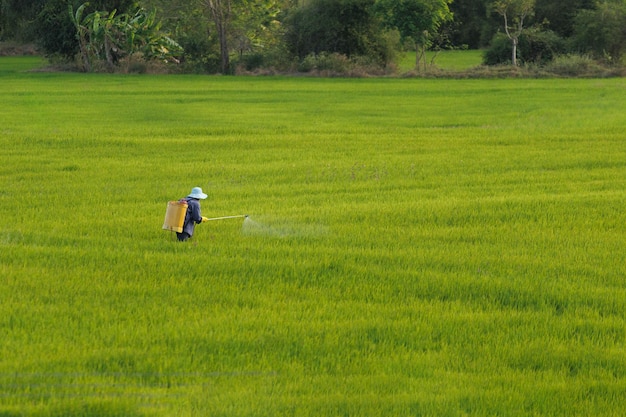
1, 57, 626, 416
1, 0, 625, 74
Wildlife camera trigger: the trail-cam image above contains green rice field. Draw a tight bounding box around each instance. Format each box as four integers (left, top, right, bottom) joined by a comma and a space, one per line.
1, 57, 626, 416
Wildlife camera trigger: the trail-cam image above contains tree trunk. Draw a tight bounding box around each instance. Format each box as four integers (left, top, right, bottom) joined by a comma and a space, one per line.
78, 37, 91, 72
217, 18, 229, 73
415, 41, 424, 72
104, 36, 115, 70
512, 37, 518, 66
205, 0, 231, 74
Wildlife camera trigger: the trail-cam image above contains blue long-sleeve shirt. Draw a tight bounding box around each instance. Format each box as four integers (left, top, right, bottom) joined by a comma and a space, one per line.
182, 198, 202, 236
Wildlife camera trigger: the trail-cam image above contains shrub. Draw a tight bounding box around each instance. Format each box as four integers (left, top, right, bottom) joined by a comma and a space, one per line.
523, 28, 567, 65
297, 52, 349, 73
177, 33, 221, 74
545, 54, 618, 77
35, 0, 79, 60
572, 1, 626, 64
547, 54, 594, 75
295, 52, 389, 76
284, 0, 396, 68
484, 29, 566, 66
483, 33, 511, 65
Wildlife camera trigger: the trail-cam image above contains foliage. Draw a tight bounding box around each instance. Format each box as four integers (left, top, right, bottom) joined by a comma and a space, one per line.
33, 0, 140, 60
2, 63, 626, 415
522, 26, 566, 63
201, 0, 233, 74
399, 48, 484, 72
142, 1, 221, 73
35, 0, 82, 60
492, 0, 536, 66
293, 51, 391, 75
0, 0, 46, 41
284, 0, 395, 67
448, 0, 494, 48
376, 0, 453, 70
69, 2, 182, 72
196, 0, 287, 74
230, 0, 283, 57
4, 0, 626, 74
483, 27, 565, 65
119, 7, 182, 62
544, 53, 607, 76
534, 0, 595, 38
571, 0, 626, 64
229, 0, 289, 73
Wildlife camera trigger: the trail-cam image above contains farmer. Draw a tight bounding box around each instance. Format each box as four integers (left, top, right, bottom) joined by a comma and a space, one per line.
177, 186, 209, 242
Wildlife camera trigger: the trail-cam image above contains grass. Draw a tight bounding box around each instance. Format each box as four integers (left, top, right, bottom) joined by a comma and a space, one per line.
1, 56, 626, 416
399, 49, 484, 72
0, 56, 45, 73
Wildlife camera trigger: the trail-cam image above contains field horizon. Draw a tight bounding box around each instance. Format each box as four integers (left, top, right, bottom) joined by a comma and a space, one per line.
1, 57, 626, 416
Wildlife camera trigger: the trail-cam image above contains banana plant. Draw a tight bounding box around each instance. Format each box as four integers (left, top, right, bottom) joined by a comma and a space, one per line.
69, 2, 92, 71
84, 9, 120, 68
70, 2, 182, 72
120, 8, 182, 64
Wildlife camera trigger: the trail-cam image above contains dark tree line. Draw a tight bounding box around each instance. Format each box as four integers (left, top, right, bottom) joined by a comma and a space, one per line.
1, 0, 625, 73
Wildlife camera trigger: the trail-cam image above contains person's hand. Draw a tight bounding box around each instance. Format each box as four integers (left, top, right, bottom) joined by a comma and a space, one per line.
202, 216, 209, 222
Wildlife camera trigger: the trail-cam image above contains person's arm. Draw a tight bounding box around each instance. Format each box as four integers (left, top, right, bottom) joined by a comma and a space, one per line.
189, 201, 203, 224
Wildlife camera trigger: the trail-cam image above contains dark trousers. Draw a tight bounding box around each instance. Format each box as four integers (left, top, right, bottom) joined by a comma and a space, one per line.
176, 232, 191, 242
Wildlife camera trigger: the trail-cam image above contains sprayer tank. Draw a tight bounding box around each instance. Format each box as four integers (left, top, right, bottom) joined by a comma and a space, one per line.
162, 200, 188, 233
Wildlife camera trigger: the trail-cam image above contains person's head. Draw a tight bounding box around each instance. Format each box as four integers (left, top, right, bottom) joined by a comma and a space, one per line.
187, 187, 208, 200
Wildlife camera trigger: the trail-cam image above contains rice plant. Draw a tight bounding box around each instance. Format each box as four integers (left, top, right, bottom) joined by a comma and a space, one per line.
1, 58, 625, 416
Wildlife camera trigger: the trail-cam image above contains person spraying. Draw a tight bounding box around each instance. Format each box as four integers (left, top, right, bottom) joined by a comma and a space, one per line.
177, 186, 210, 242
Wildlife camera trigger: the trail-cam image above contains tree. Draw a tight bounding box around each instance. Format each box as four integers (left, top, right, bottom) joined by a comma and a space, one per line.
142, 0, 284, 74
0, 0, 47, 41
36, 0, 83, 59
200, 0, 285, 74
572, 0, 626, 64
376, 0, 453, 71
141, 0, 218, 72
222, 0, 284, 72
493, 0, 535, 66
285, 0, 393, 65
201, 0, 232, 73
449, 0, 493, 48
534, 0, 595, 38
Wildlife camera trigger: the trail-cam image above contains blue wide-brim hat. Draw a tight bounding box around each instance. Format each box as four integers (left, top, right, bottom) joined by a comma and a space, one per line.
187, 186, 208, 199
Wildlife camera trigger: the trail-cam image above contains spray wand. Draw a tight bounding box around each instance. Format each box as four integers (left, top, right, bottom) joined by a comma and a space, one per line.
202, 214, 248, 222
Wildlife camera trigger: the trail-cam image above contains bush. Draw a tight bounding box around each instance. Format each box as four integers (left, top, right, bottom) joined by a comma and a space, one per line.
484, 29, 566, 66
238, 53, 265, 71
545, 54, 619, 77
523, 28, 567, 65
297, 52, 349, 73
572, 2, 626, 65
284, 0, 396, 67
547, 54, 594, 75
294, 52, 389, 76
34, 0, 141, 61
176, 34, 221, 74
35, 0, 80, 60
483, 33, 511, 65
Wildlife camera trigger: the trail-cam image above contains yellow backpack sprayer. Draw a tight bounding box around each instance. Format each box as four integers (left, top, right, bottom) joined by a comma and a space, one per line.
162, 200, 188, 233
162, 201, 248, 236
